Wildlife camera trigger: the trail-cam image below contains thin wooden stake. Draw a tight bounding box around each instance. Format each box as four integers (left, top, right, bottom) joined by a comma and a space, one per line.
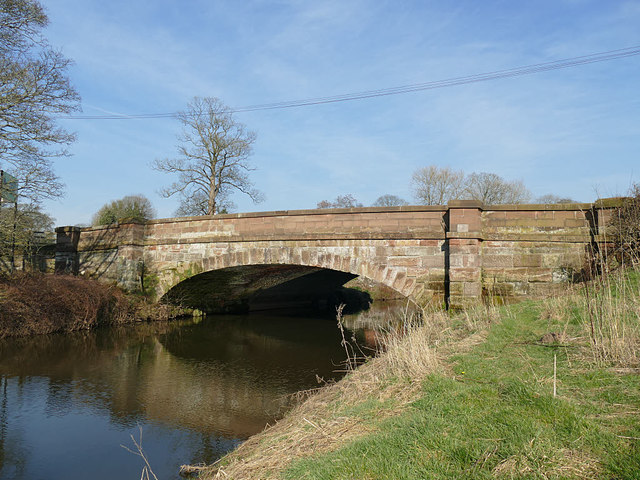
553, 353, 557, 397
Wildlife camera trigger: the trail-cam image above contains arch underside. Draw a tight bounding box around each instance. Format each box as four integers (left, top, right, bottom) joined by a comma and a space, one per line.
154, 243, 428, 313
164, 264, 366, 313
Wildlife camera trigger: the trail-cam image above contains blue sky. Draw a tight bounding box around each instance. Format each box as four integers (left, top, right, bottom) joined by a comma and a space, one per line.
41, 0, 640, 226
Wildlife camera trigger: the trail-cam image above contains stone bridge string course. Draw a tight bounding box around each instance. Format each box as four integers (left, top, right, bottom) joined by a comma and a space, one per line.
54, 199, 618, 312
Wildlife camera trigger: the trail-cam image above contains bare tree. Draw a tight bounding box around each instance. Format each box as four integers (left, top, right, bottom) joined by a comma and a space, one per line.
535, 194, 577, 204
0, 202, 53, 272
464, 172, 530, 204
411, 166, 465, 205
174, 189, 236, 216
153, 97, 263, 216
0, 0, 80, 202
317, 194, 363, 209
372, 194, 408, 207
1, 0, 79, 271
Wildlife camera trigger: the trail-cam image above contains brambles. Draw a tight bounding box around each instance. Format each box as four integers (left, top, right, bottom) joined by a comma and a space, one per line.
0, 272, 131, 337
607, 183, 640, 267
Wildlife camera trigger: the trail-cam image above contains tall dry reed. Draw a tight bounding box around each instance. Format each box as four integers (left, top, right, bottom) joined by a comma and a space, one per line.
581, 270, 640, 367
539, 267, 640, 368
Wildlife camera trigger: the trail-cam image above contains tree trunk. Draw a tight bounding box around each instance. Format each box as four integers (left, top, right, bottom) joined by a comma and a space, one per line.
10, 202, 18, 272
207, 178, 218, 215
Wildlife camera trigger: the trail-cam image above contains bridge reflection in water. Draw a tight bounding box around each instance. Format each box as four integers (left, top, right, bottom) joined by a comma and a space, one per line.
0, 307, 390, 479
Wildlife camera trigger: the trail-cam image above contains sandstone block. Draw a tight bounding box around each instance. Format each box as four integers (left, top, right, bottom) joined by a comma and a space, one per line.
481, 255, 513, 268
388, 256, 422, 267
525, 268, 553, 282
483, 211, 507, 220
449, 268, 481, 282
463, 282, 482, 297
513, 254, 543, 267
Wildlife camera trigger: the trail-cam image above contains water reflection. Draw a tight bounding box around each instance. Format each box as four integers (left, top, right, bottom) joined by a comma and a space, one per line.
0, 307, 399, 479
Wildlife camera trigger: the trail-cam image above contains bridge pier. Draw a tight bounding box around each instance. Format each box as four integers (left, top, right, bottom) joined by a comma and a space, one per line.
446, 201, 483, 309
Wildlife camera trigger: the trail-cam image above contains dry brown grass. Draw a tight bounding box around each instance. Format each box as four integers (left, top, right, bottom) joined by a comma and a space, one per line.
538, 271, 640, 368
493, 448, 602, 479
581, 273, 640, 368
190, 305, 496, 480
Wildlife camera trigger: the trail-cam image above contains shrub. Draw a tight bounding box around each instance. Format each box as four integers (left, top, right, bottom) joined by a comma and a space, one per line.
92, 194, 155, 226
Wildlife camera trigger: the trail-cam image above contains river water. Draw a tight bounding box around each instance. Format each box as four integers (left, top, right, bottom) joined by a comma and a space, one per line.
0, 304, 398, 480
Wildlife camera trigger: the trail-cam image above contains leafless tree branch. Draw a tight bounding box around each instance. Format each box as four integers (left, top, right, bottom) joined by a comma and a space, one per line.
152, 96, 262, 216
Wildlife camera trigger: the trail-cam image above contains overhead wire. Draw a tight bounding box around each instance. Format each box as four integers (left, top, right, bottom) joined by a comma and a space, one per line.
63, 45, 640, 120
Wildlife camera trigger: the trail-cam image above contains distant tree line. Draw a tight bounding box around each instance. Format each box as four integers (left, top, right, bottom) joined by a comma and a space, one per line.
317, 194, 363, 209
317, 165, 577, 209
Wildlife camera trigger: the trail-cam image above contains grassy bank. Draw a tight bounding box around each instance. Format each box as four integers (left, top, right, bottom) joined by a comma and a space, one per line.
0, 272, 185, 338
194, 270, 640, 479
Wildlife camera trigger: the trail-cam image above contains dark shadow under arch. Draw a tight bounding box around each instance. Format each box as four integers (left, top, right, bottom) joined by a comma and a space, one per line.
162, 263, 376, 314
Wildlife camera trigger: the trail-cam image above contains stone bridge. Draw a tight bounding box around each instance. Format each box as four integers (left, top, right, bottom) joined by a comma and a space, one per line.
54, 200, 617, 311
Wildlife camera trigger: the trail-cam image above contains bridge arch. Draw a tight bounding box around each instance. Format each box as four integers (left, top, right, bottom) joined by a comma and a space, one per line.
155, 244, 417, 312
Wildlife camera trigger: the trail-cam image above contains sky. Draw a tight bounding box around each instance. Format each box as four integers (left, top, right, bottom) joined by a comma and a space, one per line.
38, 0, 640, 226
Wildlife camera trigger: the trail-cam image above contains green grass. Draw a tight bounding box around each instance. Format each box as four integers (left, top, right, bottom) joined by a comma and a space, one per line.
282, 285, 640, 479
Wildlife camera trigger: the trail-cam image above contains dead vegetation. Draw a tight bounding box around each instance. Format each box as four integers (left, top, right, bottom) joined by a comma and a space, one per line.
492, 448, 602, 479
0, 272, 185, 338
539, 269, 640, 369
0, 272, 132, 337
606, 183, 640, 268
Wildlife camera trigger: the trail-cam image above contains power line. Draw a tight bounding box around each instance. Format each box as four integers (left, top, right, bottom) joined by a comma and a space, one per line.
63, 45, 640, 120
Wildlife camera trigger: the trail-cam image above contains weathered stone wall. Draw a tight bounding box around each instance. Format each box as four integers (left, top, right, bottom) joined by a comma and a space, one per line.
56, 223, 146, 289
480, 205, 594, 302
56, 201, 618, 309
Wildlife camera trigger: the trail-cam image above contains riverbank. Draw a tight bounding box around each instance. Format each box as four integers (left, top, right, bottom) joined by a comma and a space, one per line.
0, 273, 187, 338
192, 269, 640, 479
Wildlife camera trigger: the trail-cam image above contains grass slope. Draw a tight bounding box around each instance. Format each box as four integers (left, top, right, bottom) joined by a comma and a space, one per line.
201, 271, 640, 479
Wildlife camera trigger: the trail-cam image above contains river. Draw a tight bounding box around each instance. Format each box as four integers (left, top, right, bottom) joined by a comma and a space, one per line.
0, 303, 400, 479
